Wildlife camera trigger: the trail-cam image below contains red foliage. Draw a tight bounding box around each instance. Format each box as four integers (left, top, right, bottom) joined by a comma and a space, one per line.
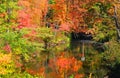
18, 0, 48, 26
3, 44, 11, 53
15, 61, 23, 68
26, 69, 36, 75
17, 10, 31, 29
59, 22, 70, 32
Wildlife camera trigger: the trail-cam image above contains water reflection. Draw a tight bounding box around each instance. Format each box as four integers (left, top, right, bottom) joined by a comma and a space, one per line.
70, 40, 105, 60
25, 39, 106, 78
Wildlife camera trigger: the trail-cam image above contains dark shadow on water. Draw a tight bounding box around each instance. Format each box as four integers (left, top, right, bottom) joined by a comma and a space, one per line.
108, 63, 120, 78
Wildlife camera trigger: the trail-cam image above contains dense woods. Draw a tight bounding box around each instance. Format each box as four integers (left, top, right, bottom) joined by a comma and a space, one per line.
0, 0, 120, 78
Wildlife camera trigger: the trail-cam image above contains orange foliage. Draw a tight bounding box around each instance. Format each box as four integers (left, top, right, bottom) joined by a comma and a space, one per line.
56, 56, 82, 72
75, 74, 84, 78
49, 0, 112, 34
50, 0, 88, 32
49, 52, 83, 77
18, 0, 48, 27
26, 67, 45, 77
0, 13, 5, 18
50, 0, 67, 23
47, 72, 61, 78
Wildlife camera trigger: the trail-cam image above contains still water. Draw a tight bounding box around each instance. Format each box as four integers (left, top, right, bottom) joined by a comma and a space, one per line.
25, 39, 107, 78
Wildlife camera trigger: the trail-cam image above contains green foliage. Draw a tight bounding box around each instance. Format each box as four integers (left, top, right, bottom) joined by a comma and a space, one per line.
69, 74, 74, 78
0, 0, 45, 62
88, 2, 116, 42
35, 27, 70, 49
91, 2, 111, 17
102, 40, 120, 68
0, 72, 43, 78
36, 27, 54, 42
49, 0, 55, 4
93, 21, 116, 42
0, 0, 19, 42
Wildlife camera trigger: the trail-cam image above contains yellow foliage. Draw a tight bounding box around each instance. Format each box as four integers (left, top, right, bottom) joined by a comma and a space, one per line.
0, 53, 15, 75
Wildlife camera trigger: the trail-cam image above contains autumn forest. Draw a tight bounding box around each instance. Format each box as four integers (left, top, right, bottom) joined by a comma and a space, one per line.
0, 0, 120, 78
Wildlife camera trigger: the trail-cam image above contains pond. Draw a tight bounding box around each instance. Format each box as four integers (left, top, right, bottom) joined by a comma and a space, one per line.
25, 36, 107, 78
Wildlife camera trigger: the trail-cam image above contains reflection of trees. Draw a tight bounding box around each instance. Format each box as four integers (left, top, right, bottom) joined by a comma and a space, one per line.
113, 5, 120, 42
